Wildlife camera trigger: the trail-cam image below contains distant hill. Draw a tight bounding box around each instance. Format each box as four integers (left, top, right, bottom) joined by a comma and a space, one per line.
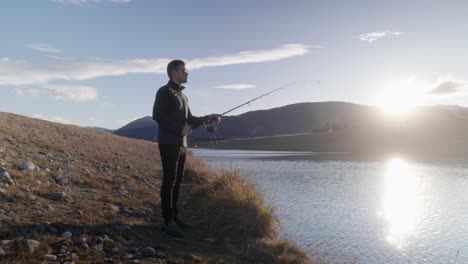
194, 104, 468, 163
114, 102, 368, 142
190, 101, 374, 141
84, 126, 115, 133
114, 116, 158, 142
113, 102, 468, 163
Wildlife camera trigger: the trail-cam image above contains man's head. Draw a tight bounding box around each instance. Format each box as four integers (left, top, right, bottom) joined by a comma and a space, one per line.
167, 59, 188, 85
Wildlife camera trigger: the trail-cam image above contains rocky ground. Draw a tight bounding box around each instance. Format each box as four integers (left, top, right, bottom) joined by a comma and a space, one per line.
0, 112, 313, 264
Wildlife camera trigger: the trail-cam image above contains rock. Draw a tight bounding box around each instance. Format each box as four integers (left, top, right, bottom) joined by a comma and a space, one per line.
0, 240, 12, 247
94, 236, 104, 244
107, 204, 120, 213
73, 236, 86, 244
61, 231, 73, 239
128, 247, 138, 254
122, 254, 133, 260
176, 252, 198, 261
71, 252, 79, 260
45, 254, 57, 261
45, 192, 67, 201
0, 248, 5, 256
0, 168, 14, 186
154, 251, 168, 259
80, 243, 89, 251
22, 239, 41, 253
140, 247, 155, 257
19, 161, 35, 171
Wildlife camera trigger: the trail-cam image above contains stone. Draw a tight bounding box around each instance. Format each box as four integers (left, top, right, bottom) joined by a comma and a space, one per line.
22, 239, 41, 253
45, 192, 67, 201
154, 251, 168, 259
73, 236, 86, 244
61, 231, 73, 239
107, 204, 120, 213
45, 254, 57, 261
19, 161, 35, 171
176, 252, 198, 261
0, 168, 14, 186
80, 243, 89, 251
139, 247, 155, 257
122, 254, 134, 260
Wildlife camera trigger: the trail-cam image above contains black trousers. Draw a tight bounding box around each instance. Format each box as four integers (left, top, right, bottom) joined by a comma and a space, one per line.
158, 144, 186, 223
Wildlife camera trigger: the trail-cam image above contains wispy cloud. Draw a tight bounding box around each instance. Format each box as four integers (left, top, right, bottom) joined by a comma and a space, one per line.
429, 77, 466, 96
12, 85, 98, 102
188, 44, 311, 69
0, 44, 313, 86
215, 84, 256, 90
46, 85, 98, 102
27, 43, 62, 54
32, 114, 73, 125
52, 0, 131, 6
359, 31, 403, 43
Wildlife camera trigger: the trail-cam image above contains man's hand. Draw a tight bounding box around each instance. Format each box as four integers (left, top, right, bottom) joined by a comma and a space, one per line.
181, 124, 192, 136
208, 114, 221, 125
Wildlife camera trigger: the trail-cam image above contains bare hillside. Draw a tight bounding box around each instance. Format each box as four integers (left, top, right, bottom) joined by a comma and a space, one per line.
0, 112, 312, 263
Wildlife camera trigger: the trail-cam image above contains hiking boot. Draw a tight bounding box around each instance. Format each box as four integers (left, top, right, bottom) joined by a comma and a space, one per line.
161, 221, 184, 238
174, 217, 192, 230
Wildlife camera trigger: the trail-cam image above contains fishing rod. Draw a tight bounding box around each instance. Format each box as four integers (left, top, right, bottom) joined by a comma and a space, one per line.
200, 82, 297, 132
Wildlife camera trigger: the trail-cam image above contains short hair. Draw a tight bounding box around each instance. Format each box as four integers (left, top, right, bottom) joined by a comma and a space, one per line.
167, 60, 185, 79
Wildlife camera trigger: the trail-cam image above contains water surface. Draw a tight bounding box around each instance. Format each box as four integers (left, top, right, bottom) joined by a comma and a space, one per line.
191, 149, 468, 263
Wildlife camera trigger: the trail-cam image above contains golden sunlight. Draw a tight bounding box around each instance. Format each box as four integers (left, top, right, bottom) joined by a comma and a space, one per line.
378, 158, 421, 248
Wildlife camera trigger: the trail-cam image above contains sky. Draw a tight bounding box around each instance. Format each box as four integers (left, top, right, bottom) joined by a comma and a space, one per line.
1, 0, 467, 129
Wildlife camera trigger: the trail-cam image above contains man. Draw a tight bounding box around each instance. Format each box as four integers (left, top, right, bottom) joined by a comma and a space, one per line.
152, 59, 220, 238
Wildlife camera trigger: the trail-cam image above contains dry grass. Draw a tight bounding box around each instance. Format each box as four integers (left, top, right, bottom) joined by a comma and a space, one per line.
0, 112, 316, 263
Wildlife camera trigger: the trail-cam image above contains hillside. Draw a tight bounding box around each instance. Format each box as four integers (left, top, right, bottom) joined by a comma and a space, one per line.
0, 112, 313, 263
114, 116, 158, 142
194, 106, 468, 164
190, 102, 373, 141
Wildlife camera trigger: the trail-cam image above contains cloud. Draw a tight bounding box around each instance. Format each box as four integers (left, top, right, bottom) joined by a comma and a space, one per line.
0, 44, 312, 86
52, 0, 131, 6
188, 44, 311, 69
215, 84, 256, 90
429, 78, 466, 96
32, 114, 73, 125
359, 31, 403, 43
12, 85, 98, 102
27, 43, 62, 54
46, 85, 98, 102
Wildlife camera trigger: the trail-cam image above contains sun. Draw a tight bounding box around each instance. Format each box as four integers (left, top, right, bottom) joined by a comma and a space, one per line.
375, 78, 423, 116
378, 96, 416, 115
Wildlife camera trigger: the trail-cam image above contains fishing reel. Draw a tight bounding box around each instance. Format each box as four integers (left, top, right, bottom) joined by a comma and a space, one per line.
204, 120, 218, 133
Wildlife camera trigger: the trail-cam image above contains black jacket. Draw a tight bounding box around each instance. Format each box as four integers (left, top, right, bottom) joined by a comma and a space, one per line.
153, 80, 208, 146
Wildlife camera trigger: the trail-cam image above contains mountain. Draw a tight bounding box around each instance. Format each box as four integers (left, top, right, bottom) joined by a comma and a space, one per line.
0, 112, 310, 262
190, 101, 374, 141
84, 126, 115, 133
114, 116, 158, 142
195, 104, 468, 163
115, 102, 373, 142
113, 102, 468, 163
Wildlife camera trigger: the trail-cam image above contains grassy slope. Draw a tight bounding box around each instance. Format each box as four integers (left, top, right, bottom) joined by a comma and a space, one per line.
0, 112, 314, 263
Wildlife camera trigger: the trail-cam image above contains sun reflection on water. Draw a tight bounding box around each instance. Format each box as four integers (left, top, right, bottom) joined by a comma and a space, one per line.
378, 158, 421, 248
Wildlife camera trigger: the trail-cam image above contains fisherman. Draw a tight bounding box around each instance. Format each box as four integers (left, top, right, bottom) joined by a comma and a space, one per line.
152, 59, 221, 238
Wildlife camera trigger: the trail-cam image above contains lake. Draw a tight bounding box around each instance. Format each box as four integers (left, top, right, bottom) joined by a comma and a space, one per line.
191, 149, 468, 264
